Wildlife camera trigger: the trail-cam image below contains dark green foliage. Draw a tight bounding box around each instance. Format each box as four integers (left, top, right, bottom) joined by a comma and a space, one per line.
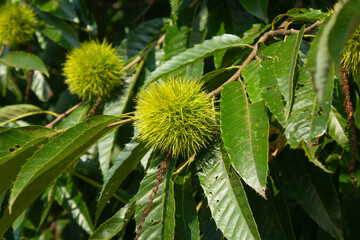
0, 0, 359, 239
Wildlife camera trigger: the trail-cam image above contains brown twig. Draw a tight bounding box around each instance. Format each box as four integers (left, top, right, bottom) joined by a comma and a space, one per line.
121, 34, 166, 73
134, 154, 171, 240
24, 44, 33, 102
341, 68, 358, 186
24, 70, 34, 102
106, 118, 134, 128
45, 100, 86, 128
84, 96, 103, 120
0, 45, 5, 56
208, 20, 323, 98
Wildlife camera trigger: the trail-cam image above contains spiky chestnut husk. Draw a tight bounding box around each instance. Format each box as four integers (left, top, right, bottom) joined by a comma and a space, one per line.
63, 40, 124, 100
341, 26, 360, 77
0, 3, 38, 47
134, 77, 217, 159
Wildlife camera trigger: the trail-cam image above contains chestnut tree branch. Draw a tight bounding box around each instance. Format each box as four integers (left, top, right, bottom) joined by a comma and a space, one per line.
208, 20, 323, 98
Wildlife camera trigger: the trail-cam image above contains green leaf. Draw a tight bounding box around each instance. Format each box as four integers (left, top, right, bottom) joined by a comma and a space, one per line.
259, 59, 286, 126
0, 104, 44, 126
242, 58, 262, 103
328, 0, 360, 74
221, 82, 269, 196
95, 142, 151, 222
306, 11, 335, 104
0, 52, 49, 77
33, 0, 78, 23
275, 8, 330, 23
134, 153, 175, 240
285, 68, 333, 148
328, 107, 349, 150
238, 0, 269, 23
0, 126, 56, 196
273, 149, 343, 239
144, 34, 246, 85
164, 25, 189, 61
119, 18, 164, 59
55, 174, 95, 235
263, 28, 305, 118
174, 164, 200, 240
245, 180, 296, 240
36, 9, 79, 50
0, 116, 124, 238
90, 198, 135, 240
31, 71, 53, 102
196, 143, 261, 240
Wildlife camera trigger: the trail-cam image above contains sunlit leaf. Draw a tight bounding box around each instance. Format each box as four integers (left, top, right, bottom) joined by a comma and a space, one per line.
221, 82, 269, 196
0, 52, 49, 77
145, 34, 247, 85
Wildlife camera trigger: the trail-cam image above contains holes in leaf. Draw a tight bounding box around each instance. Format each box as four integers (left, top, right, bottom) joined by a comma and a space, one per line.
215, 176, 218, 180
8, 144, 22, 153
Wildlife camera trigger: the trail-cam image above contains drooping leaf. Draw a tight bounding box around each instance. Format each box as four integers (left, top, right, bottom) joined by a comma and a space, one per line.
238, 0, 269, 23
33, 0, 78, 23
272, 149, 343, 239
95, 141, 150, 222
221, 81, 269, 196
174, 164, 200, 240
134, 152, 175, 240
55, 174, 95, 235
196, 143, 261, 240
0, 126, 56, 196
245, 180, 296, 240
285, 67, 333, 148
144, 34, 247, 85
0, 116, 125, 238
0, 52, 49, 77
90, 198, 135, 240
